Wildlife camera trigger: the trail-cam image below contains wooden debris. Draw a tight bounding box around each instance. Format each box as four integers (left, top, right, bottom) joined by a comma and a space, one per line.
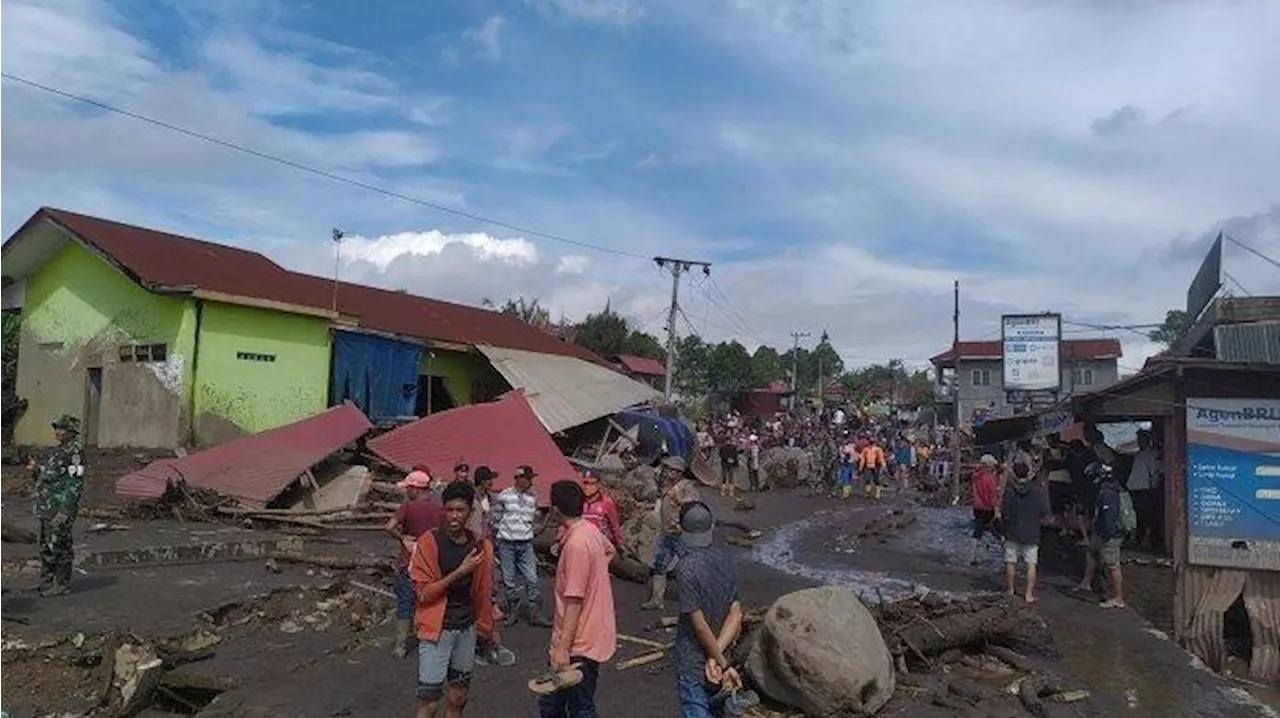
615, 648, 668, 670
617, 633, 668, 650
349, 580, 395, 599
2, 523, 37, 544
268, 553, 392, 571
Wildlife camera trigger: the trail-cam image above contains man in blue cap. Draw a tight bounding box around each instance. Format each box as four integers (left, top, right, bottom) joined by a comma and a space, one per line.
672, 501, 760, 717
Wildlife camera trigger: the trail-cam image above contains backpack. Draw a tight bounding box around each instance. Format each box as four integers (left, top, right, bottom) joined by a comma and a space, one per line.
1118, 489, 1138, 536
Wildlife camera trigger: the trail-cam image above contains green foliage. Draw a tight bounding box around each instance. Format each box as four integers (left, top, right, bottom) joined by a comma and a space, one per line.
836, 360, 937, 407
624, 330, 665, 360
707, 341, 754, 394
1148, 309, 1193, 348
497, 296, 551, 328
750, 345, 785, 388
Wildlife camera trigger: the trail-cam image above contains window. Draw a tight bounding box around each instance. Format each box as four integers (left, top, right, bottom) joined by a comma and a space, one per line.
1073, 367, 1095, 387
971, 368, 992, 387
118, 343, 167, 363
236, 351, 276, 363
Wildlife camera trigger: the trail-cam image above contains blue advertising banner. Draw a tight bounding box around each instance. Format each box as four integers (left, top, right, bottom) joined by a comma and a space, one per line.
1185, 398, 1280, 570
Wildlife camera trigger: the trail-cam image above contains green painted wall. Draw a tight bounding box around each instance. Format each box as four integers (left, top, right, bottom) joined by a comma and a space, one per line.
193, 301, 330, 443
421, 349, 493, 406
14, 238, 194, 447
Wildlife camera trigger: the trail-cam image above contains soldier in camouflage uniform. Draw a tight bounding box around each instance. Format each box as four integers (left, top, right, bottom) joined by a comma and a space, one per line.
31, 414, 86, 596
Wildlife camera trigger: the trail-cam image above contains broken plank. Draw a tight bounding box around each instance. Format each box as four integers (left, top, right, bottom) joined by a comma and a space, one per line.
617, 634, 670, 650
615, 648, 667, 670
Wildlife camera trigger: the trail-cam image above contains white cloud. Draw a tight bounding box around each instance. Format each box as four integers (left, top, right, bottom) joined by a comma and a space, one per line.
556, 255, 590, 274
339, 230, 539, 269
460, 15, 507, 64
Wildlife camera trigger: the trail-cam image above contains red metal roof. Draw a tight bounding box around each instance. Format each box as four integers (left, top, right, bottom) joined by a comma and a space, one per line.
115, 403, 373, 507
11, 208, 603, 363
614, 353, 666, 377
366, 391, 576, 507
930, 339, 1122, 366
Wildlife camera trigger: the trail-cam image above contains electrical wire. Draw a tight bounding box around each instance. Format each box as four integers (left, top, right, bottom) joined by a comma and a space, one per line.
1, 72, 650, 259
1224, 233, 1280, 270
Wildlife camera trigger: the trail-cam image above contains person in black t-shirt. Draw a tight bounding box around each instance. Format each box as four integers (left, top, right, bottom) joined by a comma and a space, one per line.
718, 437, 740, 497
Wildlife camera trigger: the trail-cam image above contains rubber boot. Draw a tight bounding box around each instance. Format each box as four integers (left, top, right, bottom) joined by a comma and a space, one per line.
639, 574, 666, 611
391, 618, 411, 658
503, 596, 521, 627
526, 597, 553, 628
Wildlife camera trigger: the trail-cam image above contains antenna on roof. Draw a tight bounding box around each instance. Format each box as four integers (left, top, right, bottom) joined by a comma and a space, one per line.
331, 228, 344, 315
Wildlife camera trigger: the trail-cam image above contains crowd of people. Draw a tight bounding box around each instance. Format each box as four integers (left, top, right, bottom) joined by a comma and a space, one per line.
379, 405, 1163, 717
385, 456, 759, 718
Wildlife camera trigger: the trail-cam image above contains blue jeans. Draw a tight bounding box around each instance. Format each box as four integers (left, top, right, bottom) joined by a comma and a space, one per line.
537, 657, 599, 718
677, 672, 716, 718
497, 539, 540, 608
395, 568, 415, 620
652, 532, 685, 575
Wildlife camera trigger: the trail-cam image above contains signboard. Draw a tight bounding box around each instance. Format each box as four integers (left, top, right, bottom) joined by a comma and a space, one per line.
1185, 398, 1280, 571
1001, 314, 1061, 393
1037, 409, 1074, 436
1186, 233, 1223, 322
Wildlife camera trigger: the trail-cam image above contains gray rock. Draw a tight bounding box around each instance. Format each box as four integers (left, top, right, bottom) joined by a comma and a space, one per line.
618, 508, 659, 565
746, 586, 895, 716
622, 464, 659, 502
596, 454, 627, 475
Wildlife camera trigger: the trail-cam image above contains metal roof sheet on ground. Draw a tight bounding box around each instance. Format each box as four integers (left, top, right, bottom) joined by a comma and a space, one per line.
115, 403, 373, 508
366, 391, 576, 506
477, 345, 661, 434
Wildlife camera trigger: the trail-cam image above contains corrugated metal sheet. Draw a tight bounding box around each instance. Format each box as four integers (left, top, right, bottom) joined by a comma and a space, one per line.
1215, 322, 1280, 363
115, 403, 373, 507
6, 208, 604, 364
1242, 570, 1280, 683
1182, 567, 1280, 684
478, 345, 660, 434
614, 354, 666, 377
367, 391, 575, 506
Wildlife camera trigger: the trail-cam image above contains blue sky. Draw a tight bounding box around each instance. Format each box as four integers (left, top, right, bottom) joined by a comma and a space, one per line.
4, 0, 1279, 368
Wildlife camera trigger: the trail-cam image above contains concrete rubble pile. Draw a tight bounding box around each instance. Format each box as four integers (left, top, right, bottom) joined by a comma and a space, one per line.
759, 445, 818, 490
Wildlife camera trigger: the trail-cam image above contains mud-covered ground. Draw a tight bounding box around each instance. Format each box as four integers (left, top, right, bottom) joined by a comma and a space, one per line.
3, 483, 1276, 717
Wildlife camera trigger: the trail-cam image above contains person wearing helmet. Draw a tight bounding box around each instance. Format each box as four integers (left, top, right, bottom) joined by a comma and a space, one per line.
1076, 462, 1126, 608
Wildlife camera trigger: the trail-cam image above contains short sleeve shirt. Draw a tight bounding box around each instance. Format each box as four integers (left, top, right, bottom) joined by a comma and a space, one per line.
434, 528, 476, 630
660, 479, 701, 534
394, 498, 443, 568
674, 547, 740, 679
551, 521, 617, 663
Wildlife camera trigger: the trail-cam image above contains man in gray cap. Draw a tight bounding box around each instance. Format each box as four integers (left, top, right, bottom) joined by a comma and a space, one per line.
673, 501, 759, 716
641, 455, 700, 611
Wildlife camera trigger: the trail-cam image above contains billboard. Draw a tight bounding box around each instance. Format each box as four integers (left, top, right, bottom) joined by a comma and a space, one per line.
1186, 232, 1223, 322
1001, 314, 1061, 393
1185, 398, 1280, 571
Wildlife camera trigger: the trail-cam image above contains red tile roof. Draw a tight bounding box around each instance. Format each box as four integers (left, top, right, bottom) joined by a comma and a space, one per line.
13, 208, 603, 363
614, 353, 666, 377
930, 339, 1122, 366
115, 403, 373, 507
366, 391, 576, 507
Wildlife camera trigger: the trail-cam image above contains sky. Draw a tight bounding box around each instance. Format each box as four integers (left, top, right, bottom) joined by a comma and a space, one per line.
3, 0, 1279, 372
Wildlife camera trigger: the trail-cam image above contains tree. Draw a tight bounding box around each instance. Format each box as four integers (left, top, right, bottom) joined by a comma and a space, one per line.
706, 341, 754, 394
674, 335, 710, 396
807, 341, 844, 393
1148, 309, 1193, 349
481, 296, 551, 329
624, 331, 665, 360
750, 345, 786, 388
574, 309, 631, 357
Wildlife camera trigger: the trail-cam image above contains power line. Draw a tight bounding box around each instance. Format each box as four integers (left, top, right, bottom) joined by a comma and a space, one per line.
1, 72, 649, 260
1222, 270, 1252, 297
1224, 233, 1280, 270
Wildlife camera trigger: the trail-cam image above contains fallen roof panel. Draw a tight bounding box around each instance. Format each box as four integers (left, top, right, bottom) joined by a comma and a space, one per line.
366, 391, 577, 506
115, 403, 373, 508
478, 345, 660, 434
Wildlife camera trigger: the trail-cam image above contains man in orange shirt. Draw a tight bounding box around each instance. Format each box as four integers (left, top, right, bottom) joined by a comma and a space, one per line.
409, 482, 497, 718
860, 438, 888, 500
541, 480, 617, 718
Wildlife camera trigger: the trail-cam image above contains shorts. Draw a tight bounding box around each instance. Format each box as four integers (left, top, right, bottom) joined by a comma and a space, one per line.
416, 625, 477, 701
1003, 542, 1040, 566
1091, 536, 1123, 566
972, 509, 999, 539
862, 469, 882, 486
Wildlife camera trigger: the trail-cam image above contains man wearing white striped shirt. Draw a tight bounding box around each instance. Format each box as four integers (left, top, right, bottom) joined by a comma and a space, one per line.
492, 465, 552, 628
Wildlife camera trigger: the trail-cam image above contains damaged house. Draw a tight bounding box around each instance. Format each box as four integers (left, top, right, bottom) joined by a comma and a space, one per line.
2, 208, 658, 448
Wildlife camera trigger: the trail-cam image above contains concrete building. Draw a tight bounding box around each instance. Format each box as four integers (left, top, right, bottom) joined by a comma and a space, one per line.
930, 339, 1122, 427
3, 208, 654, 448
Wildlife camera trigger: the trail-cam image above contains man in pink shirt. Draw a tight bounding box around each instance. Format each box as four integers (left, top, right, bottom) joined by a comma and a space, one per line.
541, 480, 617, 718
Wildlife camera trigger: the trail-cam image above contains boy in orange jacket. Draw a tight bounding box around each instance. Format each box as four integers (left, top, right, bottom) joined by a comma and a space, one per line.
409, 481, 500, 718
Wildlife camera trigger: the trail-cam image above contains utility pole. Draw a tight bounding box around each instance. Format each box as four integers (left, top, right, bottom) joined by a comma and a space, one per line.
951, 280, 962, 503
331, 228, 345, 314
789, 331, 811, 410
655, 256, 711, 400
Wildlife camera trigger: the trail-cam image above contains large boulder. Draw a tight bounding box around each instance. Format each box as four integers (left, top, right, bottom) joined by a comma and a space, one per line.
746, 587, 895, 717
618, 506, 659, 566
761, 446, 814, 489
621, 464, 659, 502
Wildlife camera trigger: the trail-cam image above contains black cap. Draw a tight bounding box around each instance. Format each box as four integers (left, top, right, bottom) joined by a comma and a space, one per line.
454, 460, 470, 472
514, 465, 537, 480
474, 466, 498, 483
